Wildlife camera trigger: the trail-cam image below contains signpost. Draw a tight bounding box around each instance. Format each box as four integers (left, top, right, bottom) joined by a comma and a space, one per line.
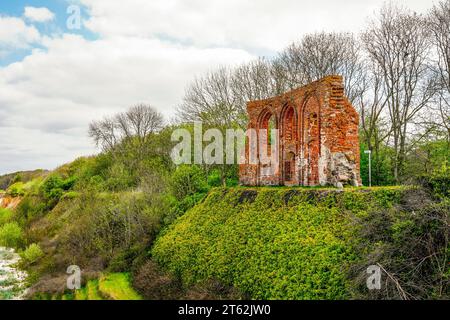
364, 150, 372, 187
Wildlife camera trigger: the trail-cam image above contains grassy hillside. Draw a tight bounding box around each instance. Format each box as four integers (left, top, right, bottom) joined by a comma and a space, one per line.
152, 186, 449, 300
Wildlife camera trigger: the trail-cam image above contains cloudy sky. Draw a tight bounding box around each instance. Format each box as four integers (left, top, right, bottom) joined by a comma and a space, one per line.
0, 0, 432, 175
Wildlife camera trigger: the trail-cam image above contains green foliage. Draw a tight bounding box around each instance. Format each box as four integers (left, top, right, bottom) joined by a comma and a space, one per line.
20, 243, 44, 265
0, 170, 47, 191
422, 161, 450, 198
71, 279, 103, 300
55, 192, 165, 269
350, 189, 449, 299
6, 182, 25, 197
170, 165, 208, 201
104, 163, 135, 191
0, 208, 14, 226
405, 140, 450, 182
14, 195, 47, 226
207, 170, 222, 187
98, 273, 142, 300
359, 142, 395, 186
85, 280, 103, 300
152, 188, 406, 299
40, 174, 78, 208
0, 222, 23, 248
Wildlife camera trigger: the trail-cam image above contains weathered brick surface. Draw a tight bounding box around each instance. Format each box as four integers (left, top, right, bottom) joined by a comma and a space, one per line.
239, 75, 361, 187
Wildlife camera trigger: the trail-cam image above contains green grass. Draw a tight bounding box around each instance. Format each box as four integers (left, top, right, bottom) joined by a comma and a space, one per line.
32, 274, 139, 300
0, 208, 14, 226
98, 273, 141, 300
73, 281, 103, 300
0, 289, 14, 300
86, 279, 103, 300
74, 287, 88, 300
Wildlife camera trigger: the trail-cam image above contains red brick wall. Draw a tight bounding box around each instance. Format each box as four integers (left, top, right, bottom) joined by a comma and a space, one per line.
239, 75, 361, 187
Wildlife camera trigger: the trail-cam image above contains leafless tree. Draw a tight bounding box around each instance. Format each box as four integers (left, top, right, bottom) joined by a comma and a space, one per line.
428, 0, 450, 140
116, 104, 164, 144
178, 32, 366, 129
276, 32, 366, 103
362, 4, 436, 183
177, 67, 239, 127
358, 64, 391, 149
356, 62, 392, 184
89, 104, 164, 157
88, 116, 118, 152
230, 58, 282, 125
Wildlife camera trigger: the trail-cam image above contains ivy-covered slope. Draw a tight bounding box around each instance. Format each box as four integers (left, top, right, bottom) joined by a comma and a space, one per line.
152, 187, 406, 300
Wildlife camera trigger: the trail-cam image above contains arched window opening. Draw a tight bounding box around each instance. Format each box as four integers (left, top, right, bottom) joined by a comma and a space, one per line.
260, 111, 276, 157
283, 106, 297, 141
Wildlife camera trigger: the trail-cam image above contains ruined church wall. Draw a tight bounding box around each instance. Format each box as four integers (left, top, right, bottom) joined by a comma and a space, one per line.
239, 75, 361, 187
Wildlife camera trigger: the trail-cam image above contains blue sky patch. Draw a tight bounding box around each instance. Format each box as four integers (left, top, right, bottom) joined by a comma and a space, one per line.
0, 0, 97, 66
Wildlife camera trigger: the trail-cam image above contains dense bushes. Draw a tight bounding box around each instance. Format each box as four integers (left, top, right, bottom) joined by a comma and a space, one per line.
420, 162, 450, 199
170, 165, 208, 201
41, 174, 77, 204
7, 182, 26, 197
349, 189, 449, 299
152, 188, 403, 299
20, 244, 44, 265
152, 186, 448, 300
0, 222, 23, 248
0, 208, 14, 225
49, 192, 164, 271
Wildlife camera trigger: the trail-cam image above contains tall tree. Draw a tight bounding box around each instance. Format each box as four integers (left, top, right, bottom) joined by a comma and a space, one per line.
362, 4, 435, 183
357, 62, 392, 185
276, 32, 366, 103
428, 0, 450, 141
89, 104, 164, 163
177, 67, 238, 127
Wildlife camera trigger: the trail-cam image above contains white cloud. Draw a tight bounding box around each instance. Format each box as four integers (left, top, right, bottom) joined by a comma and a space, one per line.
0, 16, 40, 49
23, 7, 55, 23
0, 34, 253, 173
80, 0, 432, 53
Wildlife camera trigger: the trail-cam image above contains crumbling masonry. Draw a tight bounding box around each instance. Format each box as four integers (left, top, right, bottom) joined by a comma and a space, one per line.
239, 75, 361, 187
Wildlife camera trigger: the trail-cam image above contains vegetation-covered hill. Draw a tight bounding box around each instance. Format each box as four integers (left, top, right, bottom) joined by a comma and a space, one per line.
152, 187, 449, 300
0, 103, 447, 300
0, 157, 448, 300
0, 170, 48, 192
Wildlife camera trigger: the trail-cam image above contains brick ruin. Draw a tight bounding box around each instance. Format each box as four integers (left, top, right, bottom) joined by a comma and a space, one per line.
239, 75, 361, 187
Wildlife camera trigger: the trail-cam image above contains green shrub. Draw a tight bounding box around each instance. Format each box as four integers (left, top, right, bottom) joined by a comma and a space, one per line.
0, 222, 23, 248
6, 182, 25, 197
59, 192, 163, 267
152, 187, 409, 300
104, 163, 135, 191
349, 193, 449, 299
14, 196, 46, 225
425, 161, 450, 198
41, 175, 64, 200
98, 273, 142, 300
60, 191, 79, 200
207, 170, 222, 187
20, 243, 44, 265
0, 208, 14, 226
170, 165, 208, 201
